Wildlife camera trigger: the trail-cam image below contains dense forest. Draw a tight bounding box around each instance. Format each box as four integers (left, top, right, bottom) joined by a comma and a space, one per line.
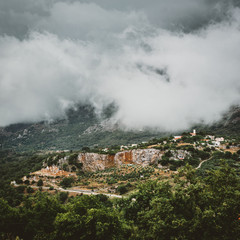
1, 148, 240, 240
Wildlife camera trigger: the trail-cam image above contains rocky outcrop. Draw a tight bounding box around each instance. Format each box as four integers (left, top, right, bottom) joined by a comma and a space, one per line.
78, 153, 115, 172
114, 149, 163, 167
169, 150, 191, 160
77, 149, 163, 172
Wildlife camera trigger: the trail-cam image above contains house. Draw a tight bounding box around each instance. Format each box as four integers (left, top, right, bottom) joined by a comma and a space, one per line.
173, 136, 182, 141
209, 141, 221, 147
215, 137, 224, 142
190, 129, 197, 136
206, 135, 215, 140
120, 145, 128, 151
177, 154, 185, 160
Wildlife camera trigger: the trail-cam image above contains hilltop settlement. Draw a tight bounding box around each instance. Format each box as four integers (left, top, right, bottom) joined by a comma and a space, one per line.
14, 130, 240, 196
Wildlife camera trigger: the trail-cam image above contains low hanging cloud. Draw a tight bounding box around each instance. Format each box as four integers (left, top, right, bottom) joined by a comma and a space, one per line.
0, 1, 240, 131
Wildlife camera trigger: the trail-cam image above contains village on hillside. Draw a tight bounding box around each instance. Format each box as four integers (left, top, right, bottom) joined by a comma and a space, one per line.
14, 130, 240, 197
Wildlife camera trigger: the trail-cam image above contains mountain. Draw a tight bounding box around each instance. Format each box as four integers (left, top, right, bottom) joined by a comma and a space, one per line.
196, 105, 240, 136
1, 105, 239, 152
0, 104, 167, 151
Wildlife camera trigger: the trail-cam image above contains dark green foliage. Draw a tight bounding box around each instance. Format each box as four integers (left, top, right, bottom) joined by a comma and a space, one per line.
26, 186, 34, 193
62, 163, 68, 171
159, 156, 169, 166
185, 157, 200, 167
24, 179, 30, 185
54, 195, 130, 240
0, 164, 240, 239
60, 177, 75, 188
68, 153, 78, 165
0, 150, 45, 206
37, 179, 43, 187
58, 192, 69, 203
117, 185, 128, 195
117, 164, 240, 240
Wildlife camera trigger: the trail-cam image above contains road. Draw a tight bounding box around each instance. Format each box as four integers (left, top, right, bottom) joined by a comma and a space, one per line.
60, 188, 123, 198
12, 182, 123, 198
195, 158, 212, 169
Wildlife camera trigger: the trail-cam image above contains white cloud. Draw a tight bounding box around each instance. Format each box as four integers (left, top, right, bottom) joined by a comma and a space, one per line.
0, 1, 240, 131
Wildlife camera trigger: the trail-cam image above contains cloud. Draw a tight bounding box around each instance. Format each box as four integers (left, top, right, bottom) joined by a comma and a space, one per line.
0, 0, 237, 38
0, 1, 240, 131
35, 2, 148, 40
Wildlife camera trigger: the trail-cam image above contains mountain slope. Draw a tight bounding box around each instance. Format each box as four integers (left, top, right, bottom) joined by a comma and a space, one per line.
0, 105, 166, 151
1, 105, 239, 152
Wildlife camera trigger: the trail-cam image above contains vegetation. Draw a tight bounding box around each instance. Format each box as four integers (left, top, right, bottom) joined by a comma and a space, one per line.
37, 179, 43, 187
1, 131, 240, 239
60, 177, 75, 189
1, 164, 240, 239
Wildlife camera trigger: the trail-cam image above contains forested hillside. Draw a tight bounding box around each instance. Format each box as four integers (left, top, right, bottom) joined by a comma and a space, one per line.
1, 163, 240, 240
1, 138, 240, 240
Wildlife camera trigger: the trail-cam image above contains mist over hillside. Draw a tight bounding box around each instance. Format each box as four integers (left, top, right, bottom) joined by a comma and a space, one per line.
0, 103, 239, 151
0, 104, 170, 151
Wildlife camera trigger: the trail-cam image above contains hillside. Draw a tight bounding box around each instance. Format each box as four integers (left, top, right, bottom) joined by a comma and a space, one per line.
0, 104, 167, 151
196, 106, 240, 136
1, 105, 239, 152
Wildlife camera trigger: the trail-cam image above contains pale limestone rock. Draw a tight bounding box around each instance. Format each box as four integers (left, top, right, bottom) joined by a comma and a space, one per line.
77, 153, 115, 172
114, 149, 163, 167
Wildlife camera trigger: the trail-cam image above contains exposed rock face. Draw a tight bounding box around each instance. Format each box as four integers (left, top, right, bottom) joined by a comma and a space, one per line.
169, 150, 191, 160
78, 153, 115, 172
114, 149, 163, 167
78, 149, 163, 172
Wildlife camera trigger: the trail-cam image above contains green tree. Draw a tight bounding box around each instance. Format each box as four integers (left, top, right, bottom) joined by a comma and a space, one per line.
26, 186, 34, 193
19, 192, 64, 240
37, 179, 43, 187
117, 185, 128, 195
54, 195, 130, 240
118, 164, 240, 240
60, 177, 74, 189
68, 153, 78, 165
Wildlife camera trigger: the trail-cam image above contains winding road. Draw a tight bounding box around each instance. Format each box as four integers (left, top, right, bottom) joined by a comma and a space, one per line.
195, 157, 212, 169
12, 182, 123, 198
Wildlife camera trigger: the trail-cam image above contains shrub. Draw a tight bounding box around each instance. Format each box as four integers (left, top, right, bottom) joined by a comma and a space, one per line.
37, 179, 43, 187
24, 180, 30, 185
26, 186, 34, 193
60, 177, 75, 188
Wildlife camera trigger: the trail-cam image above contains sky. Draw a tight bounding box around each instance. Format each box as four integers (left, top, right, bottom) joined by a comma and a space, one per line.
0, 0, 240, 131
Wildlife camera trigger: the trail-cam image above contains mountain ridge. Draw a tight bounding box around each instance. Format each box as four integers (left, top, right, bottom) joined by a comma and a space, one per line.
0, 105, 239, 152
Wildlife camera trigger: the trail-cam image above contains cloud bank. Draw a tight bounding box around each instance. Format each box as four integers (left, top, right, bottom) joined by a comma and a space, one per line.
0, 0, 240, 131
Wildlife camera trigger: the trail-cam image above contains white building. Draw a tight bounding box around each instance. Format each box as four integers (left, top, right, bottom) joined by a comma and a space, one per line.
206, 135, 215, 140
211, 141, 220, 147
173, 136, 182, 141
215, 137, 224, 142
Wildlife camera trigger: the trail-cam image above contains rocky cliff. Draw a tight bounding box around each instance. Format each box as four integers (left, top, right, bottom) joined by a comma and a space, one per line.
78, 153, 115, 172
114, 149, 163, 167
77, 149, 163, 172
